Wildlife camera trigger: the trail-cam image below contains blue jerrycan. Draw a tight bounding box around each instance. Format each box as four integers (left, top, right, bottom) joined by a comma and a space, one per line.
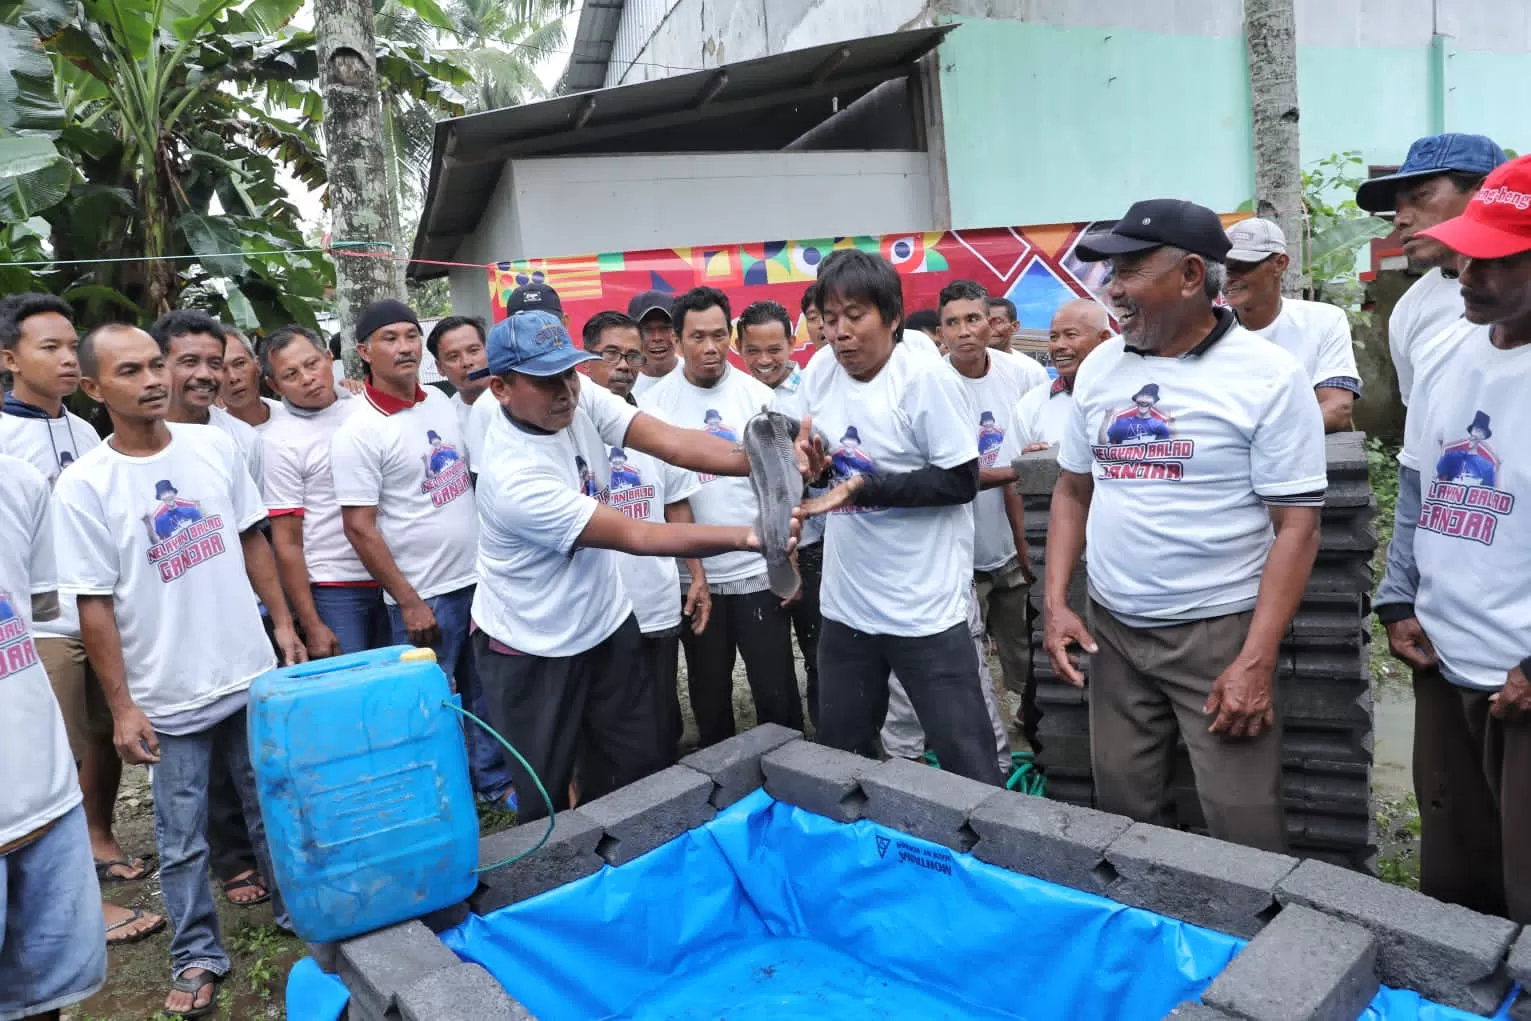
248, 645, 480, 943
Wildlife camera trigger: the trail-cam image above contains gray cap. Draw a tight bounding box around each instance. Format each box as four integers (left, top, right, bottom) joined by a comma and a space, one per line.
1225, 218, 1287, 262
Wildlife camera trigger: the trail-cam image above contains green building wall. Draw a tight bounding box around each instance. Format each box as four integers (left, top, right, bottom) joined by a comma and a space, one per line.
937, 16, 1530, 230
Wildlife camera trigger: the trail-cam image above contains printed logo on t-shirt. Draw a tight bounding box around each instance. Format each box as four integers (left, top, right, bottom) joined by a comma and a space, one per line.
608, 447, 655, 519
420, 429, 470, 508
574, 455, 602, 500
696, 409, 739, 483
143, 479, 229, 582
829, 426, 879, 514
1091, 383, 1196, 481
0, 589, 40, 680
977, 411, 1005, 468
1421, 410, 1514, 546
47, 449, 76, 488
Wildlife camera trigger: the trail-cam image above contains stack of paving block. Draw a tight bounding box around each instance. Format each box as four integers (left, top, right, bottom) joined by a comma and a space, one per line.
1014, 432, 1378, 871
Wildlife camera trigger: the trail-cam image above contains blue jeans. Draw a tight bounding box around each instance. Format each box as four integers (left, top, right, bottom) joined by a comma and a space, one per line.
388, 586, 512, 801
153, 706, 288, 981
0, 804, 106, 1020
311, 583, 390, 656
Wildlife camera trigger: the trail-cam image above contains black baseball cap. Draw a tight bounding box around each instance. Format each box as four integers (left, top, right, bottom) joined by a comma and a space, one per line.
1074, 199, 1232, 264
627, 290, 673, 322
503, 282, 562, 315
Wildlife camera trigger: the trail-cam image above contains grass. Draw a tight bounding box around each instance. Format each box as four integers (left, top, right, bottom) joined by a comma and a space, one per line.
1376, 792, 1423, 891
1365, 438, 1413, 695
228, 922, 298, 1000
475, 796, 518, 835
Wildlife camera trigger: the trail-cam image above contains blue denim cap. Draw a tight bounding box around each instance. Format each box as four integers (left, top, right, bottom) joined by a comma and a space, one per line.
471, 310, 597, 379
1356, 133, 1509, 213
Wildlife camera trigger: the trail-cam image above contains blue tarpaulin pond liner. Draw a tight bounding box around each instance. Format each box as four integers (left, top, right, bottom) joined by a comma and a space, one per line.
287, 790, 1510, 1020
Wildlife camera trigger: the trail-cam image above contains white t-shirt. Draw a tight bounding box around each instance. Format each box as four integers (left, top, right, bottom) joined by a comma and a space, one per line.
946, 351, 1037, 571
799, 341, 977, 637
262, 396, 372, 583
251, 396, 283, 433
608, 445, 700, 634
1248, 298, 1360, 390
209, 404, 263, 485
640, 365, 776, 586
53, 424, 276, 721
473, 381, 640, 657
0, 406, 102, 639
630, 359, 684, 400
1013, 380, 1073, 449
448, 391, 478, 442
1395, 274, 1473, 473
990, 347, 1052, 392
331, 387, 477, 603
1391, 268, 1465, 408
1058, 320, 1328, 622
1407, 323, 1529, 691
0, 454, 80, 846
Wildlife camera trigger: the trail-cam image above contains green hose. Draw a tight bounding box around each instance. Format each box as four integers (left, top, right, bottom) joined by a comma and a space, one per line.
921, 749, 1047, 797
441, 701, 558, 873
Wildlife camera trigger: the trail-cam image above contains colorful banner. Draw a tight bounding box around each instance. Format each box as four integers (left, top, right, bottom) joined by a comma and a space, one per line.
487, 218, 1245, 364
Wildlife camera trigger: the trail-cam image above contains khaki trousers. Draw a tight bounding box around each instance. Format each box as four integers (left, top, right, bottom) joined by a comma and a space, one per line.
1086, 600, 1287, 853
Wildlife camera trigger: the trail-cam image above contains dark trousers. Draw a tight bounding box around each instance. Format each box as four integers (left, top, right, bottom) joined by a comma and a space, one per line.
644, 627, 682, 762
1414, 667, 1531, 923
473, 616, 668, 824
791, 543, 824, 728
680, 588, 802, 749
206, 752, 255, 882
1085, 600, 1286, 853
817, 618, 1004, 787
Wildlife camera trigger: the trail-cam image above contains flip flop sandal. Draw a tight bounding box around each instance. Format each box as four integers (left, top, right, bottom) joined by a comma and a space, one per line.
220, 872, 271, 907
167, 971, 223, 1019
105, 906, 166, 947
94, 856, 155, 884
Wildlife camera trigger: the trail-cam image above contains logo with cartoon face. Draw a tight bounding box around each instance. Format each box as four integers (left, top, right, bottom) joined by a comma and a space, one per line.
1101, 383, 1173, 445
1436, 411, 1499, 487
702, 409, 737, 442
0, 587, 40, 680
146, 479, 204, 541
830, 426, 877, 483
977, 411, 1005, 467
609, 447, 643, 492
423, 430, 461, 476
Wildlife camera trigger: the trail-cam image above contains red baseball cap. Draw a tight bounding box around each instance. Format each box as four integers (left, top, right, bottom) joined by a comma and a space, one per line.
1418, 154, 1531, 259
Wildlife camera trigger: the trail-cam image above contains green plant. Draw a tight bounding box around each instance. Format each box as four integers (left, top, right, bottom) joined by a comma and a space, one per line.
1301, 152, 1394, 325
229, 922, 296, 999
476, 796, 517, 835
1366, 436, 1400, 550
1375, 792, 1422, 890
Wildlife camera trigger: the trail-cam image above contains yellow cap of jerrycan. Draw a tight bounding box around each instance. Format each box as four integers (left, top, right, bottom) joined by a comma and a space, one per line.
399, 648, 438, 664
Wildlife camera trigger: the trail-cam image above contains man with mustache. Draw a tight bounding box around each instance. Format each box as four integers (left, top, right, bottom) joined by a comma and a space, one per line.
220, 328, 279, 432
641, 287, 803, 747
53, 323, 300, 1018
1043, 200, 1326, 853
1388, 154, 1531, 922
1360, 135, 1510, 687
1013, 299, 1113, 452
150, 310, 262, 486
328, 301, 510, 803
1222, 218, 1362, 433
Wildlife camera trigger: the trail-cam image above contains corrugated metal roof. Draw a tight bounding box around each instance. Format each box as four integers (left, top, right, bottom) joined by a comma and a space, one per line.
606, 0, 677, 87
410, 24, 954, 279
562, 0, 629, 94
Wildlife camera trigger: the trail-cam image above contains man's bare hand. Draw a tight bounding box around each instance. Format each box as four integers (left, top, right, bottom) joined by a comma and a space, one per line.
113, 705, 160, 765
794, 415, 829, 482
797, 474, 864, 517
1385, 617, 1438, 670
1491, 665, 1531, 721
400, 598, 441, 648
273, 623, 309, 667
305, 622, 342, 660
1204, 658, 1276, 739
1043, 606, 1096, 687
683, 577, 712, 634
338, 378, 365, 395
1022, 442, 1052, 454
1016, 541, 1037, 586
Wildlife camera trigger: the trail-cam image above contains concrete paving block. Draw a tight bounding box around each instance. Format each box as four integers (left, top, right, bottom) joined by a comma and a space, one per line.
761, 740, 874, 822
969, 788, 1132, 893
471, 809, 604, 913
1508, 928, 1531, 986
860, 757, 995, 852
1014, 447, 1061, 496
1103, 823, 1298, 938
1324, 431, 1367, 477
337, 920, 460, 1021
1163, 1004, 1239, 1020
1203, 904, 1378, 1021
397, 962, 535, 1021
417, 899, 470, 934
576, 764, 715, 866
1511, 990, 1531, 1021
1276, 859, 1516, 1014
679, 724, 802, 809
